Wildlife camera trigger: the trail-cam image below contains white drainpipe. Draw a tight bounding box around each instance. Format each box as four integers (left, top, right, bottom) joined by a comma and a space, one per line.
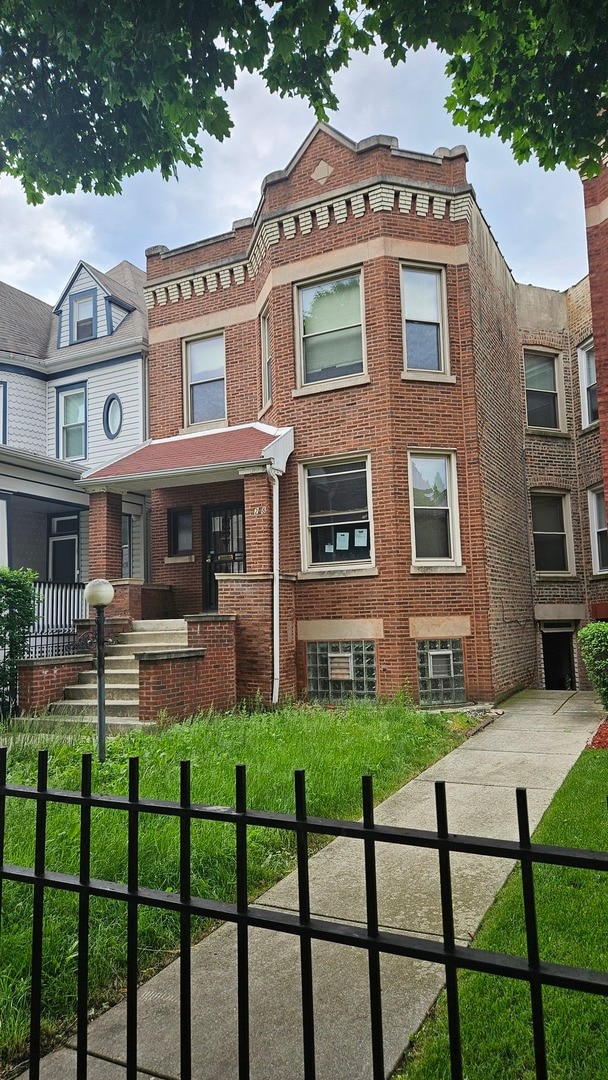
267, 465, 281, 704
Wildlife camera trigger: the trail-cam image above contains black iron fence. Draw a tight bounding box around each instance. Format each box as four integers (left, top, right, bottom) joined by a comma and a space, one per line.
1, 750, 608, 1080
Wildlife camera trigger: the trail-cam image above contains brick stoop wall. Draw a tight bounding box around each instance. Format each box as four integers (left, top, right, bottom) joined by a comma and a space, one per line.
18, 655, 93, 713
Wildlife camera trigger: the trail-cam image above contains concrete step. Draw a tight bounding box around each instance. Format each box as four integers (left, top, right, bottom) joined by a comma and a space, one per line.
78, 669, 139, 686
64, 685, 139, 702
106, 643, 188, 656
104, 656, 139, 670
116, 630, 188, 647
131, 620, 188, 633
20, 715, 153, 735
49, 700, 144, 719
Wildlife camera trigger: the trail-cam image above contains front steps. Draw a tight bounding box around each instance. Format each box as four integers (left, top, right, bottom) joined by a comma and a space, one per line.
48, 619, 190, 731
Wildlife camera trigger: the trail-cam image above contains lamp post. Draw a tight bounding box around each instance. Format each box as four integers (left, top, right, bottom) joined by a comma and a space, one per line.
83, 578, 115, 763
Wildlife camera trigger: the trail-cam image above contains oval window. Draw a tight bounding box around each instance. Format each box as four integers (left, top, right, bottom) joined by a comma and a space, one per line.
103, 394, 123, 439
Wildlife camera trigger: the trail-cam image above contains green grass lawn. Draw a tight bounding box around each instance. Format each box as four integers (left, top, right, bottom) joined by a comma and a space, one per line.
0, 697, 476, 1071
394, 748, 608, 1080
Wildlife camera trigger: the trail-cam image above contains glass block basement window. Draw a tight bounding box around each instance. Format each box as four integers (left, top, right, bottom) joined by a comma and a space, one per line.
307, 641, 377, 701
417, 638, 466, 705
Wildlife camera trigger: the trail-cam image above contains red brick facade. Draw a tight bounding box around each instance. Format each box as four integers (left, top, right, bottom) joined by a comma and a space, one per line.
86, 125, 608, 705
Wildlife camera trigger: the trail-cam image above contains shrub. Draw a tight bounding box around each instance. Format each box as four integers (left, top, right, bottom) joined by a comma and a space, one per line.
578, 622, 608, 707
0, 567, 38, 712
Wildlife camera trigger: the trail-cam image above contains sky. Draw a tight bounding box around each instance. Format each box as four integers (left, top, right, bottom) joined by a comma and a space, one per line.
0, 45, 589, 305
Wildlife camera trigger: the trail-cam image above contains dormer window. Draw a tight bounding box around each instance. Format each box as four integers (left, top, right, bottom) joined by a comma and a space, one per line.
69, 289, 96, 343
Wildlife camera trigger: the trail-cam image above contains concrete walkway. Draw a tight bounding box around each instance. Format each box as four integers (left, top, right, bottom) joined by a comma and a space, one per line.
31, 690, 603, 1080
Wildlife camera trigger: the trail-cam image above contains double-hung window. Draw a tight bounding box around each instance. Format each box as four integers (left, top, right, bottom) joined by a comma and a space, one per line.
186, 334, 226, 425
298, 272, 363, 385
524, 351, 562, 430
57, 385, 86, 460
0, 381, 6, 444
409, 453, 461, 565
303, 457, 372, 569
579, 340, 598, 428
261, 308, 272, 406
589, 487, 608, 574
402, 267, 446, 372
531, 492, 573, 574
69, 290, 96, 343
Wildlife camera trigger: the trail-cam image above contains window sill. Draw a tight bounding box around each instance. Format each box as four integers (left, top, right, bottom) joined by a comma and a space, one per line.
179, 419, 227, 434
164, 554, 195, 564
580, 421, 600, 434
297, 566, 379, 581
590, 572, 608, 580
402, 371, 456, 385
410, 564, 467, 575
525, 426, 570, 439
535, 573, 577, 582
292, 373, 370, 398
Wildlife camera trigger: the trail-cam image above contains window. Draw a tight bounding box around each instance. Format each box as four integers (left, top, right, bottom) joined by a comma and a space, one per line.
409, 453, 460, 564
402, 267, 446, 372
168, 508, 192, 556
303, 457, 372, 569
261, 308, 272, 406
307, 640, 376, 701
589, 488, 608, 574
524, 351, 562, 430
298, 273, 363, 385
531, 493, 573, 574
579, 340, 598, 428
57, 384, 86, 460
417, 639, 465, 705
69, 290, 96, 343
0, 381, 6, 444
121, 514, 132, 577
186, 335, 225, 425
103, 394, 123, 439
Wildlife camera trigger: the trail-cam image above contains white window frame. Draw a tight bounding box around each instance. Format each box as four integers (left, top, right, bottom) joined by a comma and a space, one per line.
261, 306, 272, 408
299, 454, 374, 573
578, 339, 598, 429
295, 270, 365, 389
57, 384, 87, 461
184, 333, 226, 428
524, 349, 566, 433
588, 486, 608, 574
530, 491, 575, 576
408, 451, 462, 568
401, 264, 450, 378
428, 650, 454, 678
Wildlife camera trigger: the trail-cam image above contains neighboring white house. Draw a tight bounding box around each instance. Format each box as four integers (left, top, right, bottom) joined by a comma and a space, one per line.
0, 261, 148, 650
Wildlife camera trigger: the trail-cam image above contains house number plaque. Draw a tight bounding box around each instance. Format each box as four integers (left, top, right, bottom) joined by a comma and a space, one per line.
253, 506, 268, 516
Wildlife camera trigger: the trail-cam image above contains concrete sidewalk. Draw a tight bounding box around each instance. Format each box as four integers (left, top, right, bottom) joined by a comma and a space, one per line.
30, 690, 603, 1080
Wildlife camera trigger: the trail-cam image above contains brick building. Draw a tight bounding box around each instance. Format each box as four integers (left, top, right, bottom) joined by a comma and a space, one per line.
82, 125, 608, 706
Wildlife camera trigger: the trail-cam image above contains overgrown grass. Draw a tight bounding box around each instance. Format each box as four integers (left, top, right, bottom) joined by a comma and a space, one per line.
394, 748, 608, 1080
0, 697, 477, 1071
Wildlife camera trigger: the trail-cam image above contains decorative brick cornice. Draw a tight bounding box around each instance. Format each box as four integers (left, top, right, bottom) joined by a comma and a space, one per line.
144, 182, 474, 309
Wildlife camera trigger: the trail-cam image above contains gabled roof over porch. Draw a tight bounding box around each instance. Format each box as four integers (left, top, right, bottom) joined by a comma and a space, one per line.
79, 422, 295, 491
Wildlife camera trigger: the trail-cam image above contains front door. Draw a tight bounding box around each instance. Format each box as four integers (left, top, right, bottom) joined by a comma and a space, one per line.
542, 631, 576, 690
203, 504, 245, 610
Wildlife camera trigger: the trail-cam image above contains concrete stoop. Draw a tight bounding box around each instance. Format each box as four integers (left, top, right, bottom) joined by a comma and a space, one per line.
47, 619, 190, 731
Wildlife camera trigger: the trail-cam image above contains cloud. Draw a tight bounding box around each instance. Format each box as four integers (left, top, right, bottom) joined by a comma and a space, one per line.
0, 46, 590, 300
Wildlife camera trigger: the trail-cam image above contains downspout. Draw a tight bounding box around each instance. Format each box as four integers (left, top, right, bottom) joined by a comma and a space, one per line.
267, 465, 282, 704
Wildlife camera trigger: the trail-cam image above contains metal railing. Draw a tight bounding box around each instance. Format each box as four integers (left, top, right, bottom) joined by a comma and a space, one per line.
1, 753, 608, 1080
26, 581, 89, 658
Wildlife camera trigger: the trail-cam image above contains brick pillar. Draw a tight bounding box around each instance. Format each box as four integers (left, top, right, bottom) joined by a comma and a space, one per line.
88, 490, 123, 580
243, 472, 273, 572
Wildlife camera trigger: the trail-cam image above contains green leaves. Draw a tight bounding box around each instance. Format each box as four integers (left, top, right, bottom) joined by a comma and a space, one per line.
1, 0, 608, 200
0, 567, 37, 708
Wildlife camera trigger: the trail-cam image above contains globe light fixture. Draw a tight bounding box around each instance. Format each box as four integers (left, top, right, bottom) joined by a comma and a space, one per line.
83, 578, 115, 762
